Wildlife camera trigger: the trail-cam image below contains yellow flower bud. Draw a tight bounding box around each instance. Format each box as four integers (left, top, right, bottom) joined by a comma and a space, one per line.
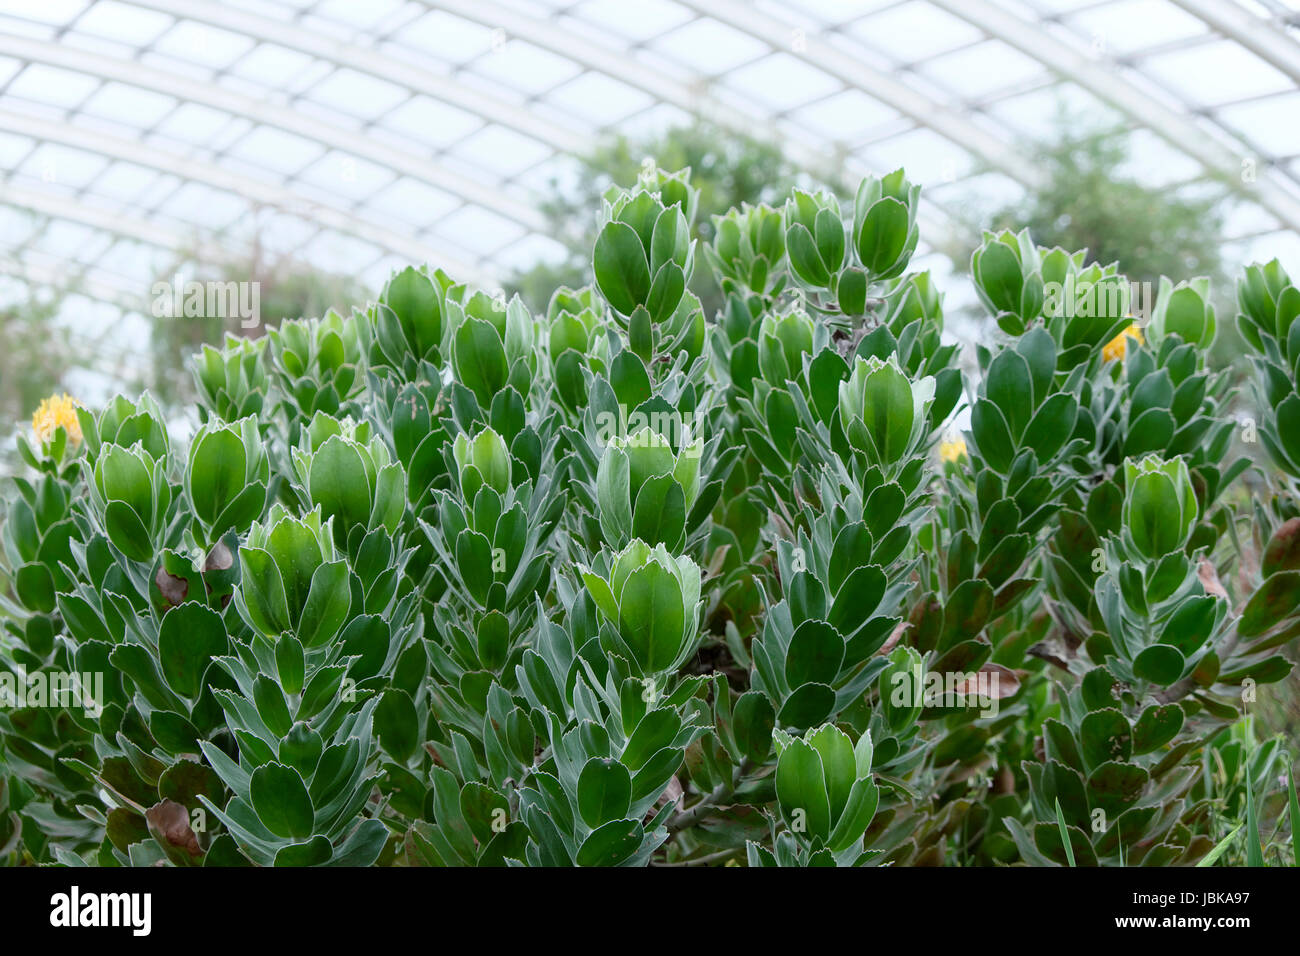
31, 393, 83, 448
939, 438, 967, 463
1102, 322, 1144, 363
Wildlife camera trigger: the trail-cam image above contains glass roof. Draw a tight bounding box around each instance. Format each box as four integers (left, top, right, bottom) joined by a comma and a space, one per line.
3, 0, 1300, 397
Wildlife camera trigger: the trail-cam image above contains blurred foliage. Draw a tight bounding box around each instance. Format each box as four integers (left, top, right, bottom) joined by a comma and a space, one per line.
506, 121, 837, 317
0, 287, 80, 472
987, 121, 1228, 294
150, 248, 368, 408
0, 290, 73, 425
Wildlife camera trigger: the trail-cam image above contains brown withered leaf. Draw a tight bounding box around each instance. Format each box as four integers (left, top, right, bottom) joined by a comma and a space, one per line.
1262, 517, 1300, 577
204, 540, 234, 572
953, 662, 1021, 699
878, 619, 909, 656
1027, 636, 1074, 670
145, 799, 202, 858
155, 566, 188, 608
1197, 558, 1229, 606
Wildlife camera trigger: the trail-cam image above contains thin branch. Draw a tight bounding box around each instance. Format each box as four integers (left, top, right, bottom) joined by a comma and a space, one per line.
667, 758, 751, 833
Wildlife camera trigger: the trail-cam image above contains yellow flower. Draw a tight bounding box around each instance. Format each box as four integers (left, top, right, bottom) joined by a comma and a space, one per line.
31, 393, 83, 448
1102, 322, 1144, 363
939, 437, 967, 463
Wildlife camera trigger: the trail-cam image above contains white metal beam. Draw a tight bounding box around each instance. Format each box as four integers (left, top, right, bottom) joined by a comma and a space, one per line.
2, 180, 191, 251
424, 0, 965, 238
0, 32, 547, 233
0, 108, 480, 278
0, 257, 144, 313
929, 0, 1300, 234
119, 0, 588, 153
670, 0, 1043, 188
1168, 0, 1300, 85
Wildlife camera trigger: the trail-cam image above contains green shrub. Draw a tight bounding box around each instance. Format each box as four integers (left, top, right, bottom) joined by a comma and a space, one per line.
1, 165, 1297, 867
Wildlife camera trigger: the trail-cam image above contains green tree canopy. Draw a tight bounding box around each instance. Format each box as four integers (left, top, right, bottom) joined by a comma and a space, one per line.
987, 122, 1227, 292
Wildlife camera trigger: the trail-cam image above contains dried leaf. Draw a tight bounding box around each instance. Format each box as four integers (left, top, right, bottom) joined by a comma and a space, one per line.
146, 799, 202, 858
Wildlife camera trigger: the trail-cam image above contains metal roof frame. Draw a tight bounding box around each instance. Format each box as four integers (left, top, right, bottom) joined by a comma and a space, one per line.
1, 0, 1298, 323
929, 0, 1300, 233
0, 32, 547, 233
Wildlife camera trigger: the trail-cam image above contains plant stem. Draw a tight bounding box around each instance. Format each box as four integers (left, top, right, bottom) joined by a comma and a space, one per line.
667, 758, 751, 833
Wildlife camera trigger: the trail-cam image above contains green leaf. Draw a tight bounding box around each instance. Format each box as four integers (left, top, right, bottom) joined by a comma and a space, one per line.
1159, 595, 1219, 655
459, 782, 510, 847
856, 198, 909, 276
238, 546, 291, 636
1196, 825, 1242, 867
732, 692, 775, 763
454, 316, 509, 409
860, 361, 915, 463
1132, 704, 1183, 754
576, 818, 643, 867
1245, 763, 1264, 867
14, 562, 56, 614
1261, 519, 1300, 577
1086, 761, 1147, 816
274, 836, 333, 867
265, 518, 325, 620
621, 709, 682, 772
104, 500, 155, 562
971, 399, 1015, 474
985, 349, 1034, 439
594, 221, 651, 315
1022, 393, 1078, 463
806, 725, 856, 822
249, 763, 315, 840
778, 683, 836, 731
786, 223, 830, 288
976, 241, 1023, 314
826, 777, 879, 853
325, 819, 389, 867
1080, 709, 1132, 770
630, 474, 686, 551
455, 529, 494, 607
253, 675, 293, 737
646, 262, 685, 324
1238, 571, 1300, 638
617, 563, 686, 674
1132, 644, 1186, 685
189, 427, 246, 526
298, 560, 352, 648
1287, 769, 1299, 867
785, 620, 845, 688
577, 758, 633, 829
775, 737, 831, 841
158, 602, 228, 699
384, 266, 441, 356
309, 436, 372, 531
1055, 798, 1076, 867
375, 688, 419, 763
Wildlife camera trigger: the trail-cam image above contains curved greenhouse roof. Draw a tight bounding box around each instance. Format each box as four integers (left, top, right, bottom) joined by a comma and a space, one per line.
2, 0, 1300, 387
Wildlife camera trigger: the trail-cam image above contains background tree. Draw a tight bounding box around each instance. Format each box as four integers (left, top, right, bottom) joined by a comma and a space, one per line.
984, 119, 1228, 306
0, 286, 83, 474
149, 245, 368, 407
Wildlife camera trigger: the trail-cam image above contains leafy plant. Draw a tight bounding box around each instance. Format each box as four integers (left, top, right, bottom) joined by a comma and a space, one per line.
0, 161, 1296, 868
